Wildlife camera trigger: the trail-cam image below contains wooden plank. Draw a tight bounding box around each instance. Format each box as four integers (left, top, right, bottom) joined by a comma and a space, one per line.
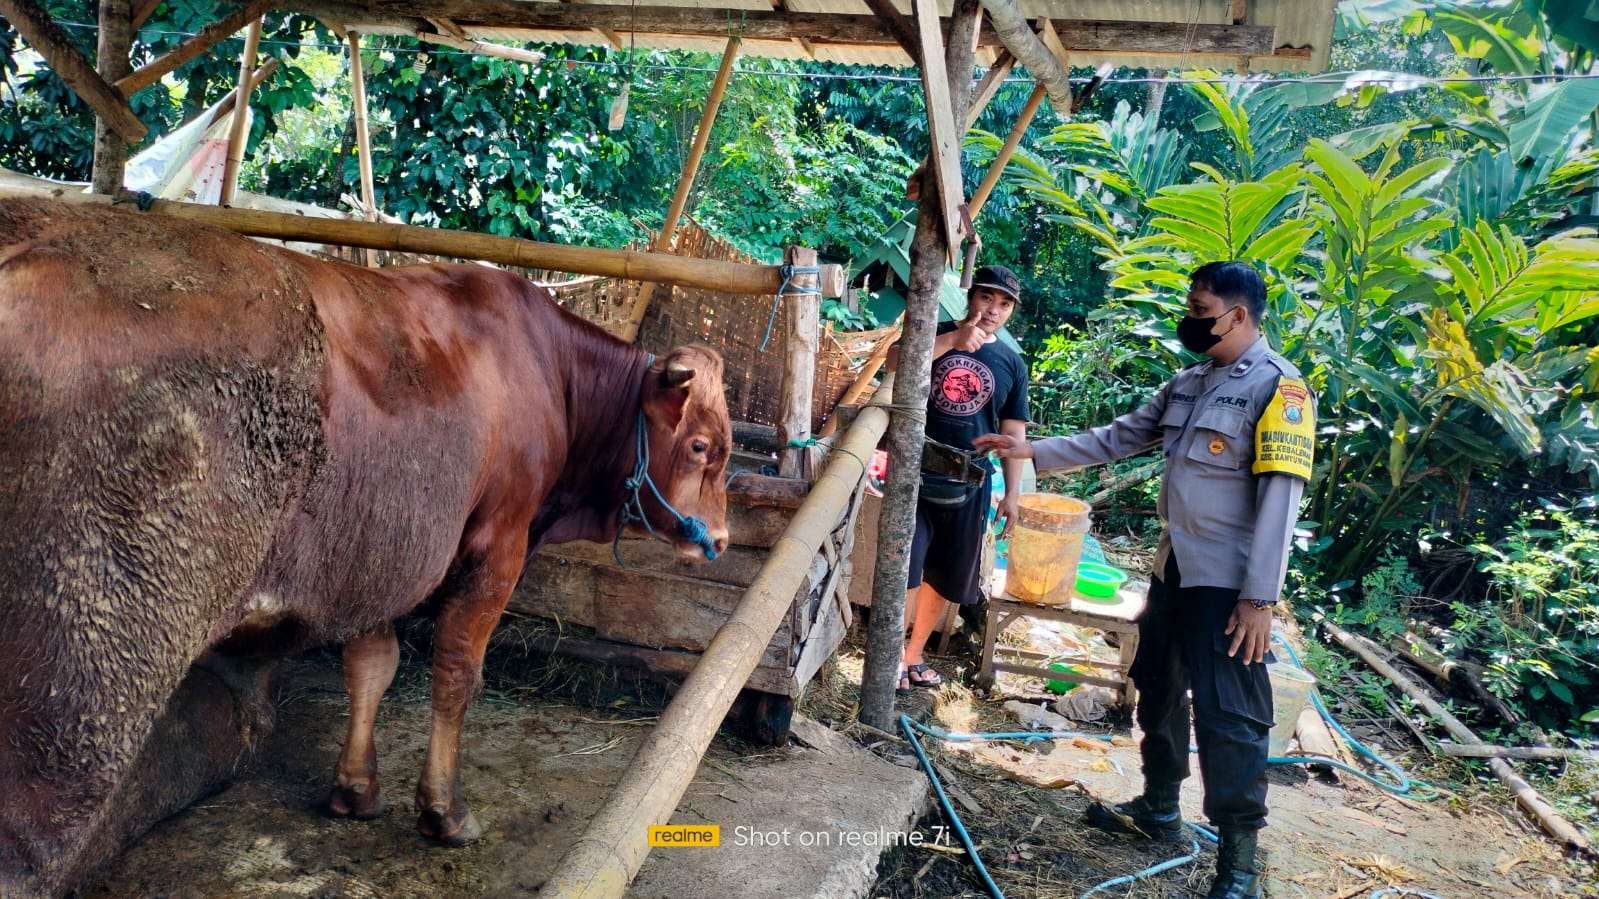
117, 0, 276, 95
590, 568, 791, 668
778, 246, 820, 480
287, 2, 1280, 56
912, 0, 965, 261
0, 0, 146, 143
523, 629, 795, 695
620, 36, 741, 343
0, 183, 842, 297
511, 553, 599, 625
425, 15, 469, 40
727, 472, 810, 510
219, 16, 264, 207
540, 538, 772, 588
858, 0, 921, 65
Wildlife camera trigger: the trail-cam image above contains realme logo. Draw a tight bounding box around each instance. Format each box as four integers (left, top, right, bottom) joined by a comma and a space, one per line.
648, 824, 720, 847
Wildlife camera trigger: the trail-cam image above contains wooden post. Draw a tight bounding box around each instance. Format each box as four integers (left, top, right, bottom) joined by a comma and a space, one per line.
0, 182, 846, 297
912, 0, 965, 259
218, 16, 263, 207
116, 0, 275, 95
619, 36, 741, 343
0, 0, 146, 145
777, 247, 821, 480
859, 0, 982, 732
345, 30, 378, 264
968, 82, 1046, 222
90, 0, 135, 194
540, 374, 896, 898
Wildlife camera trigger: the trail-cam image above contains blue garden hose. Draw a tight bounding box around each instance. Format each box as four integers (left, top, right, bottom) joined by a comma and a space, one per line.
898, 635, 1439, 898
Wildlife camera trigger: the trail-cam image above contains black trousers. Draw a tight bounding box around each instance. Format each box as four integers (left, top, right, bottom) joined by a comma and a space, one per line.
1131, 555, 1274, 830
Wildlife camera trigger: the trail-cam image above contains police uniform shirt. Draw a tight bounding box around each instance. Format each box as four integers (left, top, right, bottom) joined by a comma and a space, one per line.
1030, 336, 1315, 602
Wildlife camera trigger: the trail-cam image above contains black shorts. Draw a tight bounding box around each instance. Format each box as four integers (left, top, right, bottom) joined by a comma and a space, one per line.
907, 472, 991, 605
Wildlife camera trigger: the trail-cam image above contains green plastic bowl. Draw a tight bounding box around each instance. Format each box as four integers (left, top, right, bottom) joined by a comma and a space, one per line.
1075, 561, 1127, 602
1045, 663, 1082, 694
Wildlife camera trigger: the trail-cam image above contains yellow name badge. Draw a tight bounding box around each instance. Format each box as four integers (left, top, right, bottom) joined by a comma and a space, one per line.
1253, 378, 1315, 480
648, 824, 721, 847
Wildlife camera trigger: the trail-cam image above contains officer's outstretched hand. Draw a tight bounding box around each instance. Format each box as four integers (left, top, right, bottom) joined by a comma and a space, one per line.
1225, 601, 1274, 665
973, 433, 1034, 460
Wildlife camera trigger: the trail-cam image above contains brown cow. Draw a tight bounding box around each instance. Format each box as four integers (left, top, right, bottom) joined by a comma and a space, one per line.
0, 198, 731, 896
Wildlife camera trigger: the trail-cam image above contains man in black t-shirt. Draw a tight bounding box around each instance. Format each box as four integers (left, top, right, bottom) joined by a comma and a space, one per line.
885, 265, 1030, 691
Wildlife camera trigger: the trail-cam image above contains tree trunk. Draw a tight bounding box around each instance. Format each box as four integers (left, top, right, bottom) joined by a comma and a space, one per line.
859, 0, 981, 731
90, 0, 134, 194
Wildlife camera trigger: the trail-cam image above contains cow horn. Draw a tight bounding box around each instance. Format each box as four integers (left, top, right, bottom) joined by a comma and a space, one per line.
661, 361, 695, 388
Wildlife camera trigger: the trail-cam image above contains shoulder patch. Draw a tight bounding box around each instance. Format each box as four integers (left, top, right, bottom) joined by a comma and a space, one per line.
1253, 377, 1315, 481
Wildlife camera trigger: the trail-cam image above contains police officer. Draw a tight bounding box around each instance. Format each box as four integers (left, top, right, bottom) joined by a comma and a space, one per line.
975, 262, 1315, 899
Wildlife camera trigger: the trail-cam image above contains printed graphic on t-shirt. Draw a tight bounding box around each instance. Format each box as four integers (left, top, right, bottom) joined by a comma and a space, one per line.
933, 356, 996, 416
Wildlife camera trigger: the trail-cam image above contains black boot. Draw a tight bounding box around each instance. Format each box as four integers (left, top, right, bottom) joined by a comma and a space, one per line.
1206, 827, 1263, 899
1083, 783, 1183, 840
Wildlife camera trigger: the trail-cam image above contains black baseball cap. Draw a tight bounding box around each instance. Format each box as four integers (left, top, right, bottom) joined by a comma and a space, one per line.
970, 265, 1021, 302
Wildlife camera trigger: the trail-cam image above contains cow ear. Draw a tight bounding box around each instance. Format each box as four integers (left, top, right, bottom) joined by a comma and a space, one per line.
660, 360, 696, 389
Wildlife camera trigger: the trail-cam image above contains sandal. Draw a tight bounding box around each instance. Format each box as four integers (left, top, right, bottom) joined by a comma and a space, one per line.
906, 663, 944, 689
897, 667, 913, 695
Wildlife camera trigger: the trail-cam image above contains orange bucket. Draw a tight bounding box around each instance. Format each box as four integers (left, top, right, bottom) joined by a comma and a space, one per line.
1006, 493, 1091, 605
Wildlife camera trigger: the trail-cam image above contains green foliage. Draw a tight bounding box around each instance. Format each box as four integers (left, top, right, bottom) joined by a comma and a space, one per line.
1455, 500, 1599, 732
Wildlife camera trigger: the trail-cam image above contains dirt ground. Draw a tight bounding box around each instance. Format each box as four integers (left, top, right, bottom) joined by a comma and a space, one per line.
807, 638, 1599, 899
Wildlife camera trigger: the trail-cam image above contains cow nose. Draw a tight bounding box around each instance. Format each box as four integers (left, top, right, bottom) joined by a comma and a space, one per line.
711, 530, 730, 557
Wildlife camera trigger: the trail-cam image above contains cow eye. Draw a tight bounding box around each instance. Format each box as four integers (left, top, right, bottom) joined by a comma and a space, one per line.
691, 439, 709, 455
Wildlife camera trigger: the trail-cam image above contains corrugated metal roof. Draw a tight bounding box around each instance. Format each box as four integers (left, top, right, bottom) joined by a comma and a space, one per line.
361, 0, 1337, 73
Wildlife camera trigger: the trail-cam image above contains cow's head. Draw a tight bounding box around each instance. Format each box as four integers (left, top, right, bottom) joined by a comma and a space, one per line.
637, 344, 732, 561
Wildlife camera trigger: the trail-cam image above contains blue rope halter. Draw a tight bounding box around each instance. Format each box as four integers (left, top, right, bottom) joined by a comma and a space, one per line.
614, 407, 720, 566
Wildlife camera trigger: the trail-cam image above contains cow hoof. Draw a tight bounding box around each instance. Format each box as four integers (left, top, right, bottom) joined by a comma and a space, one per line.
327, 782, 387, 820
418, 807, 482, 846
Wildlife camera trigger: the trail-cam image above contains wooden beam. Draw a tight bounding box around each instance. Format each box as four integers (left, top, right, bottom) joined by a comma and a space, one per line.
416, 30, 545, 64
1436, 744, 1599, 762
132, 0, 163, 30
913, 0, 965, 260
219, 16, 264, 207
205, 57, 280, 129
968, 82, 1043, 222
620, 36, 741, 343
1231, 0, 1248, 25
91, 0, 136, 193
0, 182, 846, 297
286, 2, 1279, 57
778, 246, 820, 480
116, 0, 276, 95
858, 0, 921, 66
0, 0, 147, 143
965, 50, 1014, 130
595, 27, 626, 51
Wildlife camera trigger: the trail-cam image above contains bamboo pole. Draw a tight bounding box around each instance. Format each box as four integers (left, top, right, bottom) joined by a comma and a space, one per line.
778, 246, 820, 480
619, 36, 741, 343
218, 17, 264, 207
116, 0, 275, 95
1436, 744, 1599, 762
1322, 620, 1594, 856
205, 57, 280, 129
540, 373, 897, 898
968, 83, 1045, 222
0, 183, 840, 296
346, 31, 377, 227
415, 30, 545, 65
0, 0, 147, 143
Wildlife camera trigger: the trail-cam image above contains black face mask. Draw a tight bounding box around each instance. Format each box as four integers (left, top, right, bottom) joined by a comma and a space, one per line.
1177, 309, 1239, 354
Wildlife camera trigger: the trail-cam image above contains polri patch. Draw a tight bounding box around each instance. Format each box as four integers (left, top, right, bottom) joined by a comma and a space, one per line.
1253, 378, 1315, 480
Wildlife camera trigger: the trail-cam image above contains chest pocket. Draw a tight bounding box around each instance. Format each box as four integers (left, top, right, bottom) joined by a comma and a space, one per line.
1158, 401, 1195, 451
1185, 406, 1250, 470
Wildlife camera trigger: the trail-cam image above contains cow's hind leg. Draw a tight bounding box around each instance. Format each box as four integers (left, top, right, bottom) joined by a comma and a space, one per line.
328, 624, 400, 820
415, 539, 527, 846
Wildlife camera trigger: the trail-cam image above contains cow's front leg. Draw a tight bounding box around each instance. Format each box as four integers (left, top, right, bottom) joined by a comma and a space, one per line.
328, 624, 399, 820
415, 540, 526, 845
